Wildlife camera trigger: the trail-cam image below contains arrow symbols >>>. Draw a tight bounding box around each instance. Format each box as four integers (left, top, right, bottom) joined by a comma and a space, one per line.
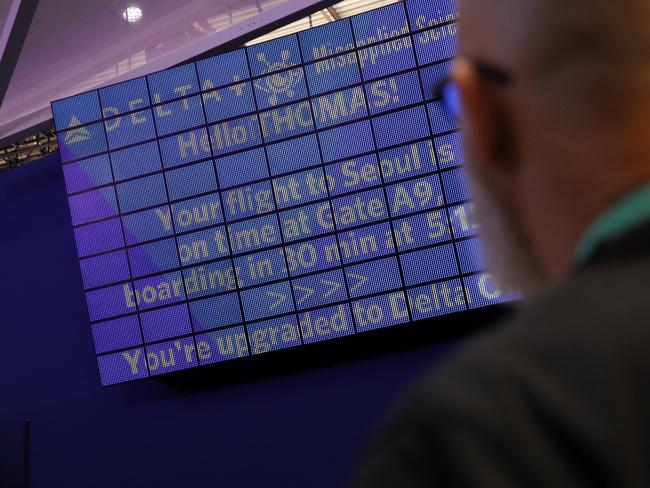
322, 280, 341, 298
347, 273, 368, 293
294, 279, 343, 305
267, 291, 288, 310
268, 275, 367, 310
294, 285, 315, 305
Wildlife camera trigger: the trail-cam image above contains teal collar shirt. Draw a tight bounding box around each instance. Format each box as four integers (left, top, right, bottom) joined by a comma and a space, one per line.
575, 182, 650, 265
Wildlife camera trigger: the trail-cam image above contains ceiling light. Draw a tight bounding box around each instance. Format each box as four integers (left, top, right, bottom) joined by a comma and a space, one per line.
122, 6, 143, 23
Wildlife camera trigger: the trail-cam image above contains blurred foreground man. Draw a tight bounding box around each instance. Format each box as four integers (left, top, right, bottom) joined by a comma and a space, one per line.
354, 0, 650, 486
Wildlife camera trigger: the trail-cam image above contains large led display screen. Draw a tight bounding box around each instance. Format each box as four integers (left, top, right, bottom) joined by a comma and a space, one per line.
52, 0, 516, 386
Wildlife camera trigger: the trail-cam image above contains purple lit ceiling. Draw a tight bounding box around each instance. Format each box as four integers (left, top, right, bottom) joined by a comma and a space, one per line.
0, 0, 325, 142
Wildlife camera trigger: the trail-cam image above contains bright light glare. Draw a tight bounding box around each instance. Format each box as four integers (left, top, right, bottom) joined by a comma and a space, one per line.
122, 6, 143, 23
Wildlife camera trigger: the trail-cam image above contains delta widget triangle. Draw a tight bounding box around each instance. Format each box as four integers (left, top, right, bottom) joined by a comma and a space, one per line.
64, 115, 91, 144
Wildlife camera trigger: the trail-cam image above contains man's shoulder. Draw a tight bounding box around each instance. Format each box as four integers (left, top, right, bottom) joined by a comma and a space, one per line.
352, 260, 650, 487
384, 256, 650, 469
487, 257, 650, 366
421, 258, 650, 407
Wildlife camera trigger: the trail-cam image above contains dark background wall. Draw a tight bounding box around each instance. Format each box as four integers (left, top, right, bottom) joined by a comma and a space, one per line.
0, 153, 504, 487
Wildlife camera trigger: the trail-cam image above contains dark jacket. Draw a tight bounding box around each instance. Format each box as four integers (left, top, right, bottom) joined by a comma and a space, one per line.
353, 222, 650, 487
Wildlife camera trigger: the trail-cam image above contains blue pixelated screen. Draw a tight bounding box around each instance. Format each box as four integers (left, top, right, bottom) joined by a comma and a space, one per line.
52, 0, 517, 386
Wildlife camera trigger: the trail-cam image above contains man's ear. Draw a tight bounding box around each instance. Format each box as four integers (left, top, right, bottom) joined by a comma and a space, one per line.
454, 59, 516, 189
454, 59, 497, 173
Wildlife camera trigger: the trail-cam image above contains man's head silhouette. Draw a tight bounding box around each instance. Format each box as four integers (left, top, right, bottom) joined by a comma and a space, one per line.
452, 0, 650, 296
354, 3, 650, 486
